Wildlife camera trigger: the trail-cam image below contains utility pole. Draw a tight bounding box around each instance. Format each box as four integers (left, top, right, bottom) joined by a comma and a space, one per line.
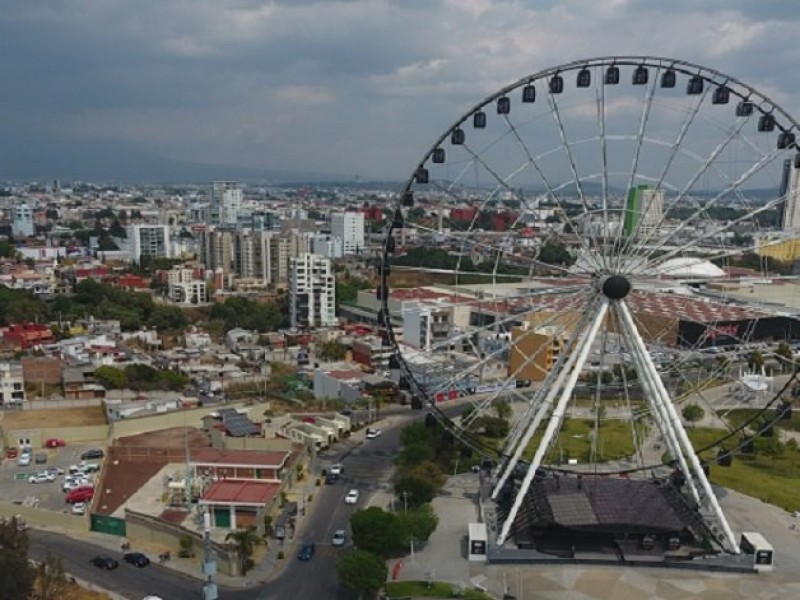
201, 508, 218, 599
402, 491, 408, 514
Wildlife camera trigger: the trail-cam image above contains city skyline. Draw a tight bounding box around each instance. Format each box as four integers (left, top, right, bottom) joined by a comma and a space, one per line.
1, 1, 799, 183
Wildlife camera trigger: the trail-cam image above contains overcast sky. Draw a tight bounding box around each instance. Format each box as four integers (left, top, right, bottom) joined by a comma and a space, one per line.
1, 0, 799, 183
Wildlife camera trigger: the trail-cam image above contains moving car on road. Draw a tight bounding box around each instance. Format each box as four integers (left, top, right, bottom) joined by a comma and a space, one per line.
297, 542, 315, 561
344, 489, 360, 505
123, 552, 151, 568
329, 463, 344, 476
90, 555, 118, 570
331, 530, 346, 547
365, 428, 382, 439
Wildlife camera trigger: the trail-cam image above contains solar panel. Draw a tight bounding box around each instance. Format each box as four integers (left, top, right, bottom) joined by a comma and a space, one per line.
220, 408, 260, 437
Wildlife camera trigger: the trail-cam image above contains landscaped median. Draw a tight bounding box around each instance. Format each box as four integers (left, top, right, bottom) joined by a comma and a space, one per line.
384, 580, 491, 599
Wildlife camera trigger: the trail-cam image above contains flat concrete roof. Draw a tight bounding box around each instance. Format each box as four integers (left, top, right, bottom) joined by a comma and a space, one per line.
191, 448, 290, 468
201, 480, 280, 505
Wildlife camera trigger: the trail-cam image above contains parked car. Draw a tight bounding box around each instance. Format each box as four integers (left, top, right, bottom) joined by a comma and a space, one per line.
44, 466, 64, 476
365, 428, 382, 439
44, 438, 66, 448
123, 552, 151, 568
72, 502, 87, 515
90, 556, 118, 570
331, 530, 346, 547
344, 489, 359, 505
324, 473, 339, 485
28, 472, 55, 484
297, 542, 315, 561
66, 486, 94, 504
63, 477, 92, 493
35, 452, 48, 464
5, 448, 18, 459
81, 448, 105, 460
328, 463, 344, 476
17, 454, 31, 467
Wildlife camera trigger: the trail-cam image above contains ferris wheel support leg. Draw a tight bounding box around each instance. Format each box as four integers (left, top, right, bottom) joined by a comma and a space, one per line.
617, 301, 740, 554
492, 334, 587, 500
614, 304, 700, 504
496, 298, 609, 547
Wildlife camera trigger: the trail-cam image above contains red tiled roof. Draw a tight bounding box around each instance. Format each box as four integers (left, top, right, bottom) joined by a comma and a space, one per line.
202, 480, 280, 505
191, 448, 290, 468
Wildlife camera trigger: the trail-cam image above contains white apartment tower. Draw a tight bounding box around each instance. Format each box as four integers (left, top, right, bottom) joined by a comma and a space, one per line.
331, 212, 365, 255
127, 225, 171, 262
12, 202, 34, 238
209, 181, 242, 227
780, 158, 800, 231
290, 254, 336, 329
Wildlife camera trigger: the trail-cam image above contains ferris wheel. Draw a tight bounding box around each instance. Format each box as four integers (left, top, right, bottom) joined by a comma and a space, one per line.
379, 56, 800, 555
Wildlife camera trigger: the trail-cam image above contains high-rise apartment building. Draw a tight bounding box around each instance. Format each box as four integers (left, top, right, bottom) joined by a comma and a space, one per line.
780, 158, 800, 231
200, 228, 235, 274
209, 181, 242, 227
127, 225, 171, 262
624, 185, 663, 238
290, 254, 336, 329
331, 212, 365, 255
234, 229, 274, 283
12, 202, 34, 238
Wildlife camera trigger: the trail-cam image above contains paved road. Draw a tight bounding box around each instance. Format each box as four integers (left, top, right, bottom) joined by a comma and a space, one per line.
28, 412, 416, 600
29, 529, 204, 600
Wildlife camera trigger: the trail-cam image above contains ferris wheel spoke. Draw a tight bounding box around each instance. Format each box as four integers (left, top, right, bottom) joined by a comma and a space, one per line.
621, 84, 712, 259
633, 188, 785, 275
594, 77, 612, 273
628, 116, 752, 265
614, 66, 661, 272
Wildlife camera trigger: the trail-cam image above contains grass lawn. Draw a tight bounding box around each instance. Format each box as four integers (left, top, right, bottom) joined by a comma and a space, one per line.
385, 581, 490, 599
686, 427, 800, 512
719, 406, 800, 434
523, 418, 647, 464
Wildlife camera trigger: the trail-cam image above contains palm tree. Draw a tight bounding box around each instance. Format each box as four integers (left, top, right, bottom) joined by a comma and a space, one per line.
225, 526, 262, 575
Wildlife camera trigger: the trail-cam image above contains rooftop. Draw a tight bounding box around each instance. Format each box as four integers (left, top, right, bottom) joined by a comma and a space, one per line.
201, 479, 281, 505
191, 447, 290, 468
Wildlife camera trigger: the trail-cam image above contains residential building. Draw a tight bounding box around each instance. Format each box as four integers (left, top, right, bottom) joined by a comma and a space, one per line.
403, 303, 455, 352
290, 254, 336, 329
168, 268, 208, 305
507, 323, 571, 382
331, 212, 365, 255
127, 224, 171, 262
0, 362, 26, 406
311, 234, 343, 259
200, 228, 234, 275
780, 158, 800, 231
234, 229, 273, 283
209, 181, 242, 227
624, 185, 663, 238
12, 202, 34, 237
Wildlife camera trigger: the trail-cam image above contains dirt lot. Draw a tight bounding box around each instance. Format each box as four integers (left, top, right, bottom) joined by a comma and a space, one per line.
2, 406, 107, 429
116, 426, 210, 448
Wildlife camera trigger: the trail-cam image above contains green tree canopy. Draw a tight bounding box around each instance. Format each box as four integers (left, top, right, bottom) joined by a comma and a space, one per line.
395, 476, 436, 509
396, 503, 438, 543
0, 518, 35, 599
94, 366, 128, 389
337, 549, 387, 595
350, 507, 406, 557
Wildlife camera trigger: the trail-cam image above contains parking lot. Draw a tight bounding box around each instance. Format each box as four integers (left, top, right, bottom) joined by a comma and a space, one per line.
0, 442, 107, 512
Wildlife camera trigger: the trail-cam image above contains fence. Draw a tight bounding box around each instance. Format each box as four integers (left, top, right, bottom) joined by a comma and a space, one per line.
0, 500, 87, 533
90, 513, 127, 537
125, 508, 239, 576
23, 398, 104, 410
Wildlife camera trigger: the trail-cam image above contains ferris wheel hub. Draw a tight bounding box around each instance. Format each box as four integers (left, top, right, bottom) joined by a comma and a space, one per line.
602, 275, 631, 300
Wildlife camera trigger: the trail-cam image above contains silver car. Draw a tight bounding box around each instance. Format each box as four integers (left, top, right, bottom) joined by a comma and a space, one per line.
331, 530, 346, 547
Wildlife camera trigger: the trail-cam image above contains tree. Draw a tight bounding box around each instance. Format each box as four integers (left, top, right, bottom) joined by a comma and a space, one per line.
318, 341, 347, 361
94, 366, 127, 389
225, 526, 262, 575
776, 341, 794, 371
337, 549, 387, 596
32, 551, 68, 600
395, 475, 436, 509
682, 404, 705, 425
748, 350, 765, 372
493, 398, 512, 420
396, 443, 435, 467
0, 518, 35, 599
350, 507, 405, 557
396, 503, 438, 543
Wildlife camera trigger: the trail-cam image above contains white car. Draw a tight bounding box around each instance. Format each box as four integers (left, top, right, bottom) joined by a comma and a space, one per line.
63, 477, 92, 493
344, 489, 360, 505
28, 473, 55, 484
329, 463, 344, 476
331, 529, 346, 547
365, 428, 382, 439
17, 455, 31, 467
72, 502, 87, 515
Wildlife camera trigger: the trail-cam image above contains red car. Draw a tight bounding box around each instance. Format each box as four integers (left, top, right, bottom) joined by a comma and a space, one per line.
66, 486, 94, 504
45, 438, 66, 448
5, 448, 18, 459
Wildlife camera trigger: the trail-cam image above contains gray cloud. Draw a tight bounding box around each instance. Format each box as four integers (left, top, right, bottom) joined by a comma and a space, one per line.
0, 0, 798, 182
